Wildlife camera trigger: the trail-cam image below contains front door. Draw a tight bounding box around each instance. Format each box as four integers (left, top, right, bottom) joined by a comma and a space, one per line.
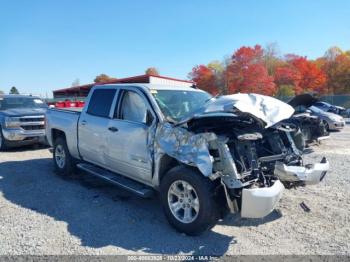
105, 88, 155, 184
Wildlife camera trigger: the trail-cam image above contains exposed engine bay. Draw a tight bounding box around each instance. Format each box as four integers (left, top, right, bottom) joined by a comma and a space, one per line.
155, 93, 329, 218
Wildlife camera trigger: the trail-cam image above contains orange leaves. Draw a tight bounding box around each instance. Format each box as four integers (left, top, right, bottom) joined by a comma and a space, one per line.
227, 45, 276, 95
189, 65, 219, 95
189, 44, 350, 96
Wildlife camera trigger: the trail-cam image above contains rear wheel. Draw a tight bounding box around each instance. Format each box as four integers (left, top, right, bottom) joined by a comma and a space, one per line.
53, 137, 75, 176
160, 166, 219, 236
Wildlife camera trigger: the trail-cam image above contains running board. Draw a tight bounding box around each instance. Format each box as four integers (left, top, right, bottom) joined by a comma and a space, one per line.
77, 163, 154, 198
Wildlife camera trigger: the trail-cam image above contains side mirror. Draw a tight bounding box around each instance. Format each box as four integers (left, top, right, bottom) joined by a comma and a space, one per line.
146, 110, 154, 126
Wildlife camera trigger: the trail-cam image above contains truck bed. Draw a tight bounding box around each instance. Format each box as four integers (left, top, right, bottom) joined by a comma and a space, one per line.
46, 108, 81, 159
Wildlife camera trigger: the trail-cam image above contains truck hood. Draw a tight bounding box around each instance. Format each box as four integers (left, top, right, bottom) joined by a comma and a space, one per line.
0, 108, 47, 117
288, 94, 318, 108
178, 93, 295, 128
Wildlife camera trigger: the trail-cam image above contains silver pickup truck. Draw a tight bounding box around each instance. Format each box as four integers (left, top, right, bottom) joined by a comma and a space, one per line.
46, 84, 329, 235
0, 95, 47, 150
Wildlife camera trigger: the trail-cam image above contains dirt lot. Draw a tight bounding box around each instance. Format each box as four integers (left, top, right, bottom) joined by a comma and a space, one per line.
0, 127, 349, 256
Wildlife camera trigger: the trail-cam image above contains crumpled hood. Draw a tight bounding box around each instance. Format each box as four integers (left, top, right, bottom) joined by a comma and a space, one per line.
179, 93, 295, 128
288, 94, 318, 108
0, 108, 47, 117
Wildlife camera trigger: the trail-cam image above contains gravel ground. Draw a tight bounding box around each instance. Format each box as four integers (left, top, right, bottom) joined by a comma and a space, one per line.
0, 127, 349, 256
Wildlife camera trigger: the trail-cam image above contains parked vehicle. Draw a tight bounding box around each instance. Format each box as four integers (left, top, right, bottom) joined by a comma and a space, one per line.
314, 101, 347, 117
289, 94, 346, 131
0, 95, 47, 150
46, 85, 328, 235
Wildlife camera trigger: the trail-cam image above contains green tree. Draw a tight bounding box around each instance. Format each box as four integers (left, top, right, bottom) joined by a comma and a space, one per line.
207, 60, 225, 93
145, 67, 160, 76
276, 85, 295, 97
10, 86, 19, 94
0, 90, 4, 95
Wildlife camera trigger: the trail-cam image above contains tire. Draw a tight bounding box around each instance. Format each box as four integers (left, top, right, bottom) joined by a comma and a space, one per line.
160, 166, 219, 236
0, 127, 7, 151
323, 120, 330, 132
53, 136, 75, 176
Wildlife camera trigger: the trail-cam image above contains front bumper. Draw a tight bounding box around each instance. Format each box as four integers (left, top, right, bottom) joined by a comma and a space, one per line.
2, 128, 46, 141
317, 135, 330, 142
274, 157, 329, 185
241, 180, 284, 218
329, 120, 345, 130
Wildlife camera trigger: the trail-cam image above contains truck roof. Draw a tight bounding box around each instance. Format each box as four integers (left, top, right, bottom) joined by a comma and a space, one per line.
0, 94, 41, 99
93, 83, 204, 92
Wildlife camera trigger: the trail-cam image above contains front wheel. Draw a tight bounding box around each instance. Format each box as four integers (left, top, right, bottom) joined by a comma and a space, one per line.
160, 166, 219, 236
323, 120, 330, 131
53, 137, 75, 176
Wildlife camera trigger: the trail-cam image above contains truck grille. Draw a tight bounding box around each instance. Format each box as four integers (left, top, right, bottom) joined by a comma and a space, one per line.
19, 115, 45, 131
21, 125, 45, 130
20, 117, 44, 122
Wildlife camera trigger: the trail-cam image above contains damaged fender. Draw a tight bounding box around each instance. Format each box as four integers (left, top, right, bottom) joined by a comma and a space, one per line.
155, 122, 217, 177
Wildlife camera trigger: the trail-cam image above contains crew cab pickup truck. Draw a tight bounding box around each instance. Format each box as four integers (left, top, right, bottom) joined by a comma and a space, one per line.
46, 84, 328, 235
0, 95, 47, 150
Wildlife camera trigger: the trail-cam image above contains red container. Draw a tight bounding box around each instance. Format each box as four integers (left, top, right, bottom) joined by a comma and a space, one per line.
77, 101, 85, 107
55, 102, 65, 108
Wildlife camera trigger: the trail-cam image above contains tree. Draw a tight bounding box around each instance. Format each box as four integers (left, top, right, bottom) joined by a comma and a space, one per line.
0, 90, 4, 95
207, 60, 225, 93
324, 46, 343, 61
263, 42, 284, 76
10, 86, 19, 94
94, 74, 118, 83
274, 65, 302, 94
188, 65, 219, 94
71, 78, 80, 87
276, 85, 295, 97
145, 67, 160, 76
226, 45, 276, 95
287, 56, 327, 94
321, 53, 350, 94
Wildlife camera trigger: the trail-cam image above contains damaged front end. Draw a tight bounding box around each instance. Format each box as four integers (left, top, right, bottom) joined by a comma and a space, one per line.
155, 111, 285, 218
257, 122, 329, 188
154, 93, 329, 219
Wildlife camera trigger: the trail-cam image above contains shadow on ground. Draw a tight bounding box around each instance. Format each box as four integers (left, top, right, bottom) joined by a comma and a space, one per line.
0, 158, 238, 255
4, 143, 50, 153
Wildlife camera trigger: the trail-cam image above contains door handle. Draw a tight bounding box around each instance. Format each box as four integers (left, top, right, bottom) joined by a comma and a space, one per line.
108, 126, 119, 132
81, 120, 87, 126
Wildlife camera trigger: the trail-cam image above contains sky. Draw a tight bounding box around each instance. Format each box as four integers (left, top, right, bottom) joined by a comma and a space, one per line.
1, 0, 349, 97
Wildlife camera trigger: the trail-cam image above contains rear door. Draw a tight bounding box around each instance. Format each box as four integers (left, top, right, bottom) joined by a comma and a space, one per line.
78, 88, 117, 166
105, 87, 156, 184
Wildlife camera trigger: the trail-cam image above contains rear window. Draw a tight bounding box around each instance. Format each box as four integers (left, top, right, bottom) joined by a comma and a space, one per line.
87, 89, 116, 117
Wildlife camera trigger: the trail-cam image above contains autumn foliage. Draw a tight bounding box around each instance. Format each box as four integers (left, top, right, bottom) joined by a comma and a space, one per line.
226, 45, 276, 95
189, 45, 350, 96
189, 65, 218, 94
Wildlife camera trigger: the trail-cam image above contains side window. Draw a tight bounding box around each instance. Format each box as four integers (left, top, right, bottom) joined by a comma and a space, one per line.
118, 91, 148, 124
87, 89, 116, 118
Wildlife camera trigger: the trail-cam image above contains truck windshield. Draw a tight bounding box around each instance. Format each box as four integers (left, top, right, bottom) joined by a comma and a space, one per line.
152, 90, 212, 121
0, 97, 48, 110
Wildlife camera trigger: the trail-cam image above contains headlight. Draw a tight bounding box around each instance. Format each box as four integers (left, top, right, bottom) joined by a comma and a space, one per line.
4, 117, 21, 128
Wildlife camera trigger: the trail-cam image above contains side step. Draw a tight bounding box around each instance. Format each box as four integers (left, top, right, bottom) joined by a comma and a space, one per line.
77, 163, 154, 198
